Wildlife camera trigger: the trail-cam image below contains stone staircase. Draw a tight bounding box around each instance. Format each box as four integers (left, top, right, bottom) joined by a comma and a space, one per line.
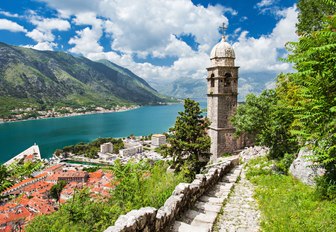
104, 156, 241, 232
170, 164, 243, 232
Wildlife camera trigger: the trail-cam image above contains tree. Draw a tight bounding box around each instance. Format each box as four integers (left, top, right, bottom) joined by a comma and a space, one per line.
49, 180, 67, 202
162, 99, 211, 179
297, 0, 336, 35
0, 164, 10, 192
232, 90, 298, 159
284, 11, 336, 197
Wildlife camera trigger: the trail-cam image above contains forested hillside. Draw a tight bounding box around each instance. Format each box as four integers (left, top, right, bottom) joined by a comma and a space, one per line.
0, 43, 169, 118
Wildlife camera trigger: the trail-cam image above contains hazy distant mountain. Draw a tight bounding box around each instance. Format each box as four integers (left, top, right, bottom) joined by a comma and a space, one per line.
152, 78, 207, 99
151, 74, 275, 101
0, 42, 169, 117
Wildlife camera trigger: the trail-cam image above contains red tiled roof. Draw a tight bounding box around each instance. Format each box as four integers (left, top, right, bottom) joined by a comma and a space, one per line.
43, 164, 64, 172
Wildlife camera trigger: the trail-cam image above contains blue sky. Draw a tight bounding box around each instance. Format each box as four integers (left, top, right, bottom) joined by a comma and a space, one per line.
0, 0, 298, 98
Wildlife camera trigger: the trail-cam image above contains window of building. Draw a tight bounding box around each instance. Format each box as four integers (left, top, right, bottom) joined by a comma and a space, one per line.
224, 73, 232, 87
210, 73, 215, 87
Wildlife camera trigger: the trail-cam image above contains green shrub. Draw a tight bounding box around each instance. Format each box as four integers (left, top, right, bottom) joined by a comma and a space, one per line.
276, 153, 296, 174
26, 160, 186, 231
246, 158, 336, 232
315, 176, 336, 200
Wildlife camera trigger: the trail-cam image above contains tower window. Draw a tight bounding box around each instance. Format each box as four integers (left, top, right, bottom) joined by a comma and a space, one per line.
210, 73, 215, 87
224, 73, 232, 87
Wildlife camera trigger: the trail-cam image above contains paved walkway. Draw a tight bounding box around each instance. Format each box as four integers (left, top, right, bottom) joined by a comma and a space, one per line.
216, 168, 260, 232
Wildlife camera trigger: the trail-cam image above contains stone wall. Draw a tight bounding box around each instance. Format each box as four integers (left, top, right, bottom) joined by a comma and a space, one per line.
104, 157, 239, 232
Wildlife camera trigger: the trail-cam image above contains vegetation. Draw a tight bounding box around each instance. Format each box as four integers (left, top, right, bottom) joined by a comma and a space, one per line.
0, 164, 11, 192
161, 98, 211, 180
246, 157, 336, 232
49, 180, 67, 202
232, 90, 298, 160
232, 0, 336, 198
26, 160, 186, 232
0, 42, 171, 119
58, 137, 124, 158
0, 160, 44, 193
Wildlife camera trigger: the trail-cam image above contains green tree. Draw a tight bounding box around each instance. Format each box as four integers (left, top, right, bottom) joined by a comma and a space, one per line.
162, 98, 210, 179
49, 180, 67, 202
285, 12, 336, 198
0, 164, 11, 192
297, 0, 336, 35
232, 90, 298, 159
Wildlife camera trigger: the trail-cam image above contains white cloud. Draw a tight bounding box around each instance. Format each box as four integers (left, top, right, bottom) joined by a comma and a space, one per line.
39, 0, 227, 58
26, 29, 54, 42
23, 41, 57, 51
0, 18, 27, 32
25, 16, 70, 50
257, 0, 276, 8
31, 18, 70, 31
234, 5, 298, 74
68, 12, 104, 55
0, 11, 20, 18
69, 27, 103, 54
223, 7, 238, 16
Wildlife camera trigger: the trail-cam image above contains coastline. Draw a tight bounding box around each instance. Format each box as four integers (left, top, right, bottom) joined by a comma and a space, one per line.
0, 105, 140, 124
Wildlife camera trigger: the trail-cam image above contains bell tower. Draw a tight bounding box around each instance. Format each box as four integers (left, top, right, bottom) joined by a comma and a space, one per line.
207, 27, 239, 160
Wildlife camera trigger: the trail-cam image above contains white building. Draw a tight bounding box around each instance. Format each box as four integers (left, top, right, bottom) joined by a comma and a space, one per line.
119, 145, 143, 157
100, 142, 113, 154
151, 134, 166, 147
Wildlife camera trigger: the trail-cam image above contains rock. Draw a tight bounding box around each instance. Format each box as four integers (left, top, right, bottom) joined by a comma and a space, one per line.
289, 148, 325, 185
239, 146, 269, 162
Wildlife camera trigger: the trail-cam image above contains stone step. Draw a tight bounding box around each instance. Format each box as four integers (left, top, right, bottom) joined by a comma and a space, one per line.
199, 196, 224, 205
222, 166, 242, 183
189, 212, 217, 231
171, 221, 210, 232
206, 184, 233, 198
214, 183, 233, 191
194, 202, 222, 213
184, 209, 205, 221
190, 220, 212, 231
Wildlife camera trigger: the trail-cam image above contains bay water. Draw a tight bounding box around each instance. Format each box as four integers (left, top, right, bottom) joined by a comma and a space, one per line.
0, 101, 206, 163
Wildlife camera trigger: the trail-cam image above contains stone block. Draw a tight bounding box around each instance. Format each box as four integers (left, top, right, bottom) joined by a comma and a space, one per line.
173, 183, 190, 195
172, 221, 210, 232
194, 202, 221, 213
199, 196, 224, 205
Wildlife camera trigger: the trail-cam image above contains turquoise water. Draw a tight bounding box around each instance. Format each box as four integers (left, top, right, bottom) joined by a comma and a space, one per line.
0, 102, 206, 164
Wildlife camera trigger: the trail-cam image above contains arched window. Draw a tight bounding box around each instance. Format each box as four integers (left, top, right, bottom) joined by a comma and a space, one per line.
210, 73, 215, 87
224, 73, 232, 87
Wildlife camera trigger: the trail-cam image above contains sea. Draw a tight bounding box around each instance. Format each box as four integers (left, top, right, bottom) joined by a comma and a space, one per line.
0, 100, 206, 164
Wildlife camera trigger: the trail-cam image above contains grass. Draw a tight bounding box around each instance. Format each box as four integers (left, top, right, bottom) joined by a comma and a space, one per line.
246, 157, 336, 232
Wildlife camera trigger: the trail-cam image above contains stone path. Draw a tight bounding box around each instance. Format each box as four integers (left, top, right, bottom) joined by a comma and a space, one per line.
215, 169, 260, 232
170, 164, 243, 232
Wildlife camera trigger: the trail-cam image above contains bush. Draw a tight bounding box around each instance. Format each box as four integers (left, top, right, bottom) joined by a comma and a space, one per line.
27, 160, 186, 231
315, 176, 336, 200
276, 153, 296, 174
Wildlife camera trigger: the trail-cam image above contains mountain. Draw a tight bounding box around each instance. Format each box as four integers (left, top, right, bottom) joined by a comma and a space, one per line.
152, 78, 207, 99
152, 74, 275, 102
0, 42, 169, 118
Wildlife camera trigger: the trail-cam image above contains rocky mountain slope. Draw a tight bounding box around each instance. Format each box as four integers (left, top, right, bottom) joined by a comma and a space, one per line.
0, 42, 169, 118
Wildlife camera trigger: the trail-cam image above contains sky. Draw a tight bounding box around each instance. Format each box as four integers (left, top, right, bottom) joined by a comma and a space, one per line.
0, 0, 298, 99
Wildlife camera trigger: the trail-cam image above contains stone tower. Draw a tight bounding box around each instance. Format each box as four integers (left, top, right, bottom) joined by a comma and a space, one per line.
207, 35, 238, 160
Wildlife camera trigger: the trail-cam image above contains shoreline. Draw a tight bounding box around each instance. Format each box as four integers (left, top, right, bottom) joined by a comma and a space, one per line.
0, 105, 140, 124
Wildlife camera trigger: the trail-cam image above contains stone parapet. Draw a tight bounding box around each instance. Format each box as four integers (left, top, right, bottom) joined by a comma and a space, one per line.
104, 156, 239, 232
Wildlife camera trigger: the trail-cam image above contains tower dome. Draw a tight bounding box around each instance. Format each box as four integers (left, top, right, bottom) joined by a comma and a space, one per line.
209, 36, 235, 67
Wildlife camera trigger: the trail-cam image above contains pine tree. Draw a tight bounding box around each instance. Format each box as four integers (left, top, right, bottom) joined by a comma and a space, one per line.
162, 98, 211, 179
